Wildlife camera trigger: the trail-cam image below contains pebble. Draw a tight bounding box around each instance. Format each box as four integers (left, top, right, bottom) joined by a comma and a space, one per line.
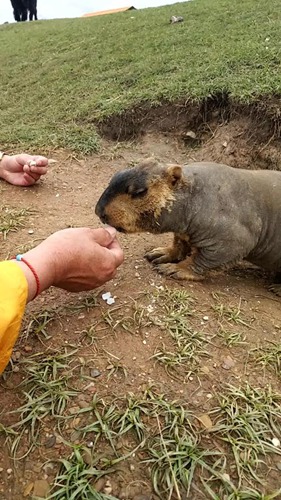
24, 345, 32, 352
7, 469, 12, 475
203, 316, 209, 321
90, 369, 101, 378
272, 437, 280, 447
44, 435, 56, 448
222, 356, 235, 370
28, 229, 34, 235
32, 479, 50, 498
104, 479, 113, 495
78, 400, 89, 409
69, 406, 80, 415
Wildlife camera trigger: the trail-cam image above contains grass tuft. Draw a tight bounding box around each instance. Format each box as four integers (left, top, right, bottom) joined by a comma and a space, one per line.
210, 384, 281, 486
0, 206, 35, 240
1, 0, 280, 151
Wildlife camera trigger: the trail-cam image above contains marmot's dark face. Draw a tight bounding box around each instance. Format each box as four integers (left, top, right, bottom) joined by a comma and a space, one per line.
95, 159, 183, 233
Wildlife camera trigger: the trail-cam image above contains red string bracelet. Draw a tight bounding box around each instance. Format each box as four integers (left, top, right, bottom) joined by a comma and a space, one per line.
11, 254, 40, 299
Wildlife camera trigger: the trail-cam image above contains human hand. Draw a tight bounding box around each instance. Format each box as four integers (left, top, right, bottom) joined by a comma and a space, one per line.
14, 227, 124, 301
0, 154, 49, 186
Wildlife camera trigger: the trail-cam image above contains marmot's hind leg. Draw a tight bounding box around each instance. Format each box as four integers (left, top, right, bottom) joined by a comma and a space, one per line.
268, 272, 281, 296
145, 233, 191, 265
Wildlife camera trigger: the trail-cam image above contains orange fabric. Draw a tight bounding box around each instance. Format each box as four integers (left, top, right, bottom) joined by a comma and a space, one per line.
0, 261, 27, 373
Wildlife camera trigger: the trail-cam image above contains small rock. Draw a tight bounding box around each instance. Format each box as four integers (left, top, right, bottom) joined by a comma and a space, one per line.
104, 479, 113, 495
13, 366, 20, 373
70, 417, 81, 428
90, 369, 101, 378
221, 472, 231, 482
32, 479, 50, 498
129, 463, 135, 471
78, 399, 89, 409
272, 437, 280, 447
94, 477, 105, 492
203, 316, 209, 321
13, 351, 21, 360
185, 130, 196, 139
28, 229, 34, 235
170, 15, 184, 23
7, 469, 12, 474
222, 141, 228, 148
78, 314, 85, 320
70, 430, 81, 442
82, 448, 93, 466
24, 345, 32, 353
45, 435, 56, 448
69, 406, 80, 415
222, 356, 235, 370
197, 413, 213, 430
86, 440, 94, 448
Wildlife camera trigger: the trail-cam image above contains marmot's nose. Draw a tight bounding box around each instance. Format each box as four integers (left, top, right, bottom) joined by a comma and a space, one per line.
95, 200, 103, 218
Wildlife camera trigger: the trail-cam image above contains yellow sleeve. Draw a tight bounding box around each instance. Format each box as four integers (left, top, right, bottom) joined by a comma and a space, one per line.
0, 261, 28, 374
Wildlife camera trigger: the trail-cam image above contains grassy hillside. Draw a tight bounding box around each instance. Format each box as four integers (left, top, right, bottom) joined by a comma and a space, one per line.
0, 0, 280, 153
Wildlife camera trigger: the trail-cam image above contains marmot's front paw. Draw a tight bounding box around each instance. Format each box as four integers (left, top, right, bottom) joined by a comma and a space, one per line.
268, 283, 281, 296
145, 246, 176, 264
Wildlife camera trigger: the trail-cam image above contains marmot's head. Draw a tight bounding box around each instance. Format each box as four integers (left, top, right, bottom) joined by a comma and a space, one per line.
95, 158, 184, 233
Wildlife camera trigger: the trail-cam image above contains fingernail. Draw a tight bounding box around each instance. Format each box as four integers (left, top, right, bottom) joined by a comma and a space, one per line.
104, 225, 116, 237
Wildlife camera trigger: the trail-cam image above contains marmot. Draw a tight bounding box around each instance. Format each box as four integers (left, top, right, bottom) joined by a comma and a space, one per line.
95, 158, 281, 295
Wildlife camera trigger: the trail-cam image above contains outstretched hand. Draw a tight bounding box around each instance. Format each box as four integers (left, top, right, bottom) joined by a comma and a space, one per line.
0, 154, 49, 186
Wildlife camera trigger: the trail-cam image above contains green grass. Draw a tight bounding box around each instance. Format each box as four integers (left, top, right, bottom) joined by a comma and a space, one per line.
250, 342, 281, 376
47, 447, 118, 500
0, 206, 35, 240
10, 350, 78, 458
210, 384, 281, 487
0, 0, 280, 152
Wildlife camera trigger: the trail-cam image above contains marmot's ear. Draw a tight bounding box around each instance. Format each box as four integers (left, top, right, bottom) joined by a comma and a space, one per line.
166, 164, 183, 186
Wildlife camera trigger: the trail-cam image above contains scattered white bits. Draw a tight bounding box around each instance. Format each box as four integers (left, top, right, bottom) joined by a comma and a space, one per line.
107, 297, 115, 305
28, 229, 34, 234
203, 316, 209, 321
102, 291, 115, 305
29, 160, 36, 167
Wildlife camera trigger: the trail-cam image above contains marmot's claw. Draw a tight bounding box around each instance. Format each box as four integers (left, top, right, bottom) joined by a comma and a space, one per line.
145, 247, 170, 262
268, 284, 281, 296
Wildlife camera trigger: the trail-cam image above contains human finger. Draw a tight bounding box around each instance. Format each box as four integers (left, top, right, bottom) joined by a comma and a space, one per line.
23, 164, 48, 175
90, 227, 117, 247
30, 155, 49, 166
107, 239, 124, 267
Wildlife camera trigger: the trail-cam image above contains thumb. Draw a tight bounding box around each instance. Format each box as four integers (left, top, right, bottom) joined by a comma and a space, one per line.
92, 226, 117, 247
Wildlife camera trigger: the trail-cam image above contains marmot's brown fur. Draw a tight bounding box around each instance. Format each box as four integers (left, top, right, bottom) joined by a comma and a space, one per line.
95, 158, 281, 294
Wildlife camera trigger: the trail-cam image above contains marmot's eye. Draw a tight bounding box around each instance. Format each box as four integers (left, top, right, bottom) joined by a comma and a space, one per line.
131, 188, 148, 198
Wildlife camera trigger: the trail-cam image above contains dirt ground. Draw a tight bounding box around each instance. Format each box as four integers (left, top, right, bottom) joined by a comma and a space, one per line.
1, 116, 281, 499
